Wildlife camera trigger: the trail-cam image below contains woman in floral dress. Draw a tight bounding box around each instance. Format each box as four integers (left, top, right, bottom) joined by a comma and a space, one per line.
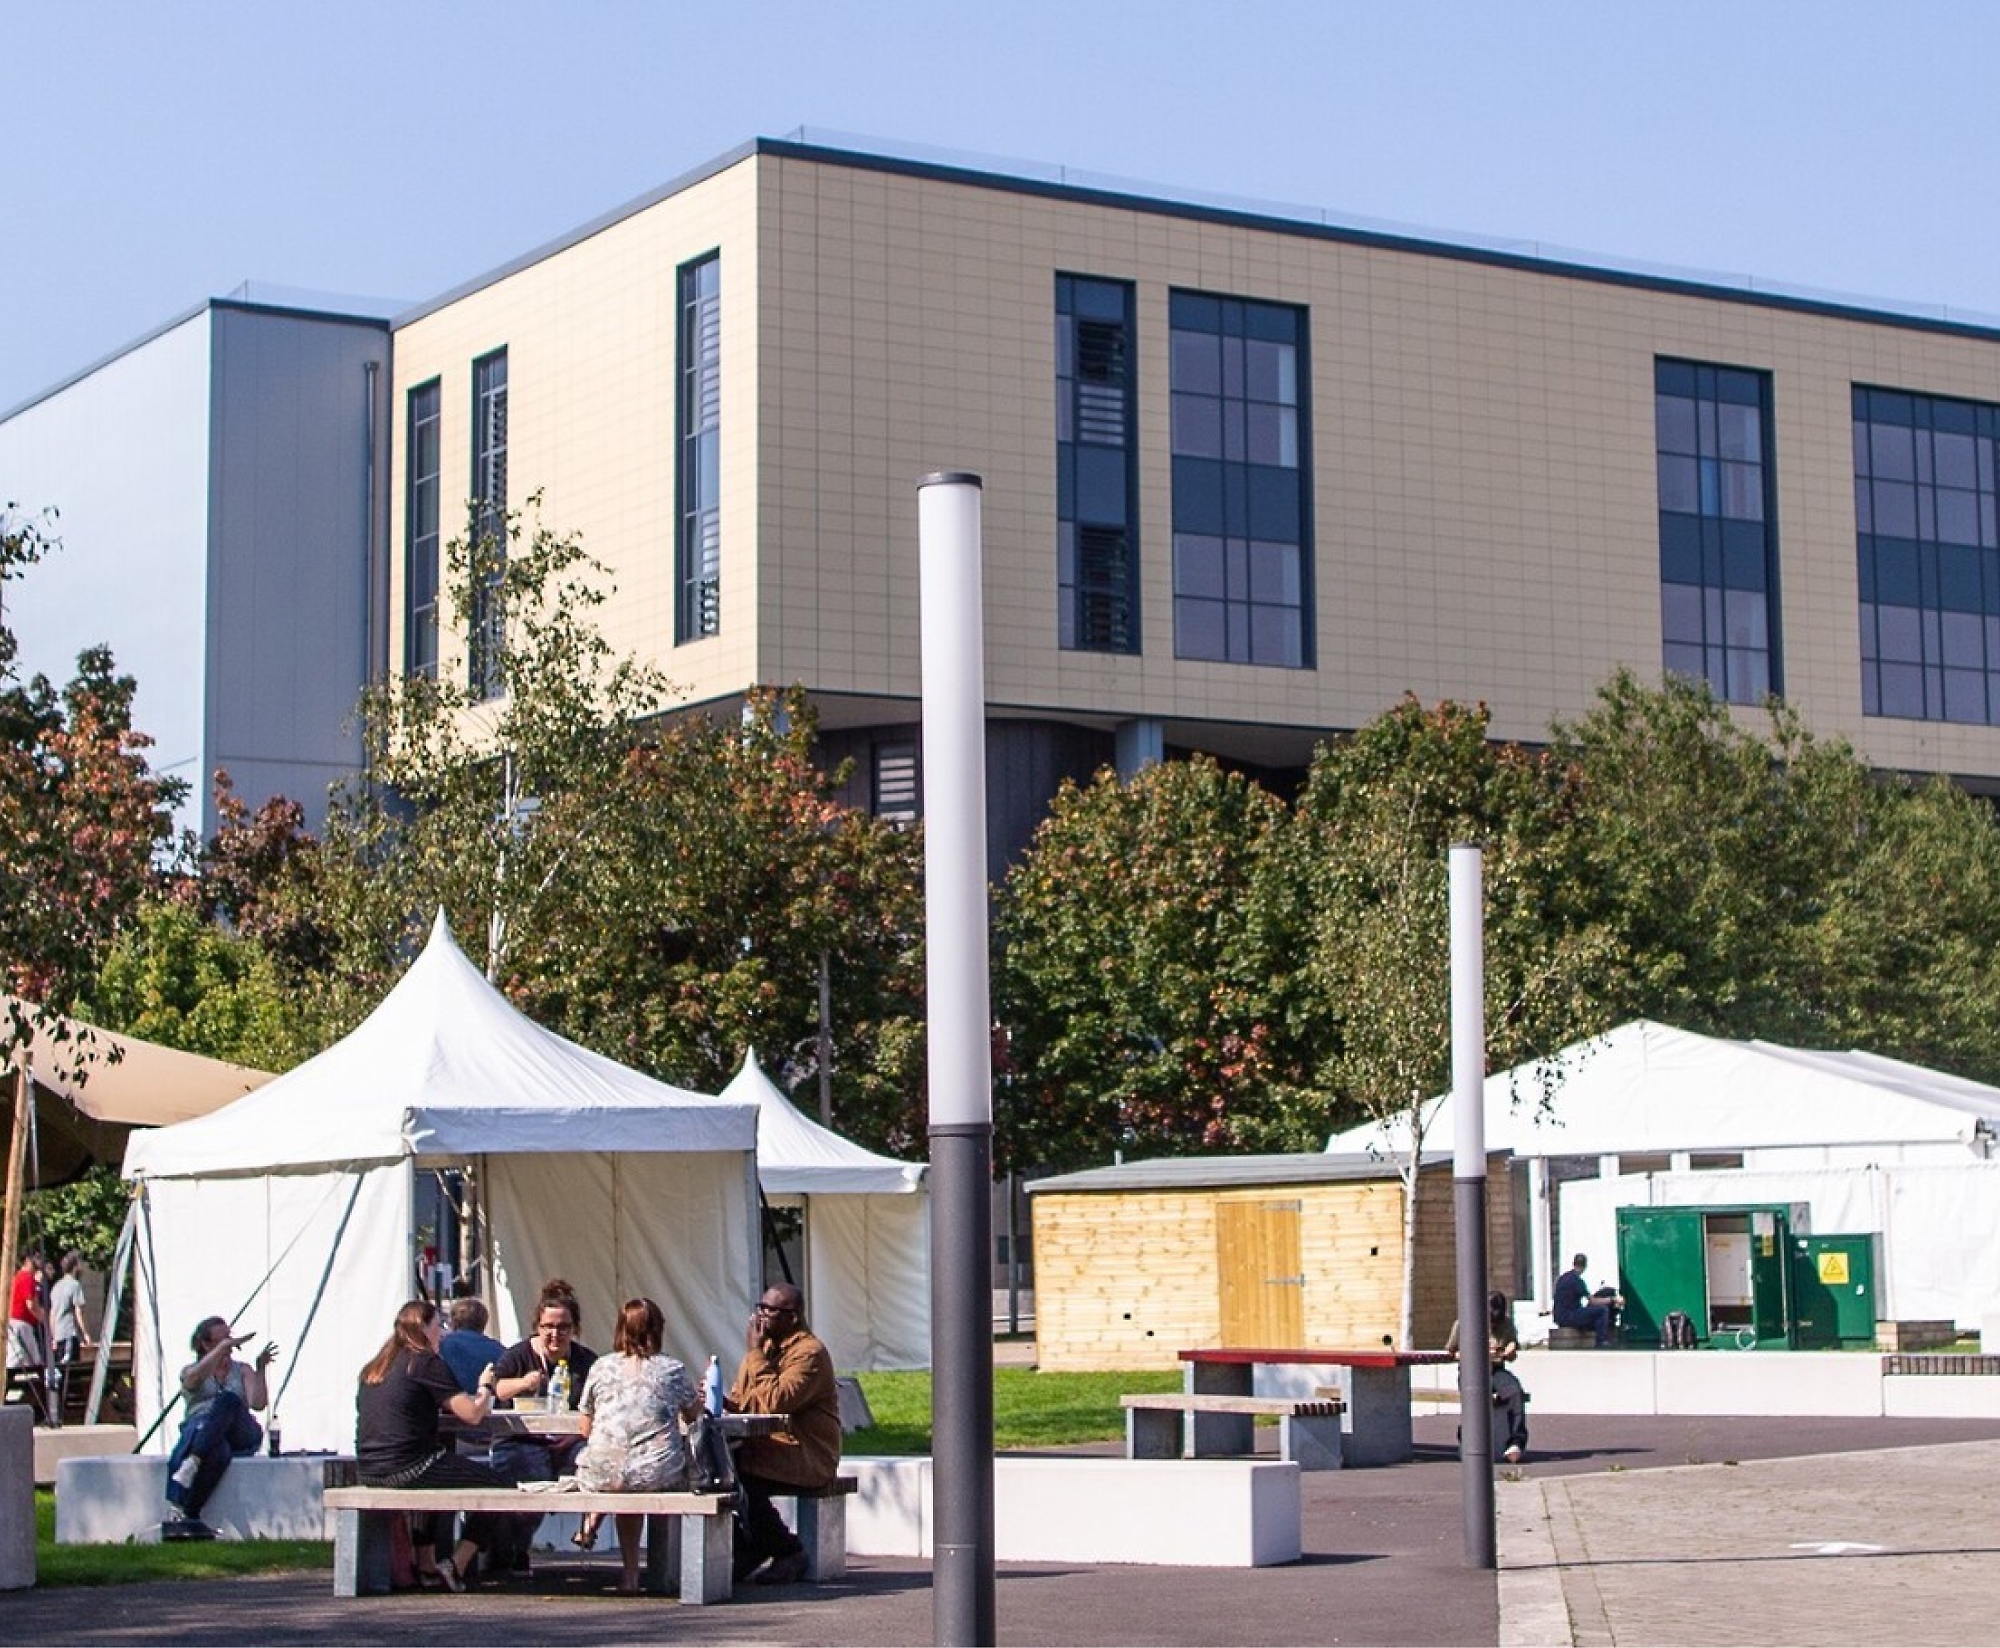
574, 1297, 701, 1593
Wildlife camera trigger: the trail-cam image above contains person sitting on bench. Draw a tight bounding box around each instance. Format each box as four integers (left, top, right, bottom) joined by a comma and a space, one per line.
1553, 1254, 1623, 1347
726, 1283, 842, 1587
163, 1315, 277, 1539
355, 1297, 506, 1590
1447, 1290, 1530, 1463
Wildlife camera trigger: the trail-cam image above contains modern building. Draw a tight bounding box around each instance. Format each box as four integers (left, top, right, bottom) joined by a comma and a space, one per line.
383, 137, 2000, 867
0, 297, 391, 834
13, 137, 2000, 856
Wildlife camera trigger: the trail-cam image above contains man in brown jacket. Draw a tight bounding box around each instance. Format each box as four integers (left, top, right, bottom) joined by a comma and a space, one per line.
726, 1282, 841, 1585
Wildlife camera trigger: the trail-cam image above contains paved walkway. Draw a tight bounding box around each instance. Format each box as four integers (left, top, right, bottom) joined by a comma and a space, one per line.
1499, 1436, 2000, 1647
9, 1414, 1999, 1644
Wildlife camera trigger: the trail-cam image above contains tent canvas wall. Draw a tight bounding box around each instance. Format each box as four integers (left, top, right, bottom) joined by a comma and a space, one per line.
1326, 1020, 2000, 1320
720, 1053, 928, 1370
121, 915, 760, 1454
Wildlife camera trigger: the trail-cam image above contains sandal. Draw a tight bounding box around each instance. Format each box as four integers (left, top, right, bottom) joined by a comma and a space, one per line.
433, 1557, 466, 1593
572, 1515, 602, 1551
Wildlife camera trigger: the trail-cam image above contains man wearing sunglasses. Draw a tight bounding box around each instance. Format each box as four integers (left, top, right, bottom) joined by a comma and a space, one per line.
725, 1283, 842, 1586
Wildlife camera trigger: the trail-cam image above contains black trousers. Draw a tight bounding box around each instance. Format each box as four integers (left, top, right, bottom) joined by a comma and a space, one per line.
363, 1450, 509, 1555
735, 1470, 806, 1565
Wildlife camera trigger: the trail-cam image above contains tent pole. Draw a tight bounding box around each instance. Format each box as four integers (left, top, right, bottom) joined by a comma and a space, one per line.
1, 1058, 29, 1293
85, 1192, 140, 1426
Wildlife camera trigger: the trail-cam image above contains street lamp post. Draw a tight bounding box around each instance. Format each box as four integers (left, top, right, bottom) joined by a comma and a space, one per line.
918, 472, 997, 1645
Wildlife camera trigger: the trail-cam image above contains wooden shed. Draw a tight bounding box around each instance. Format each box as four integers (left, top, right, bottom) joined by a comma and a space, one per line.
1028, 1151, 1515, 1371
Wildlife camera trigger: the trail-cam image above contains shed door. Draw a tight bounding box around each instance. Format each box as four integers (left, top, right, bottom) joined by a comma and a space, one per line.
1215, 1197, 1303, 1347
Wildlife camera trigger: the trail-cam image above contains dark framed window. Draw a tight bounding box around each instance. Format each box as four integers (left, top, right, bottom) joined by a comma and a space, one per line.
404, 379, 441, 679
469, 348, 509, 699
1655, 359, 1780, 703
1056, 274, 1138, 652
1169, 290, 1312, 667
1855, 385, 2000, 724
677, 253, 722, 643
871, 739, 920, 823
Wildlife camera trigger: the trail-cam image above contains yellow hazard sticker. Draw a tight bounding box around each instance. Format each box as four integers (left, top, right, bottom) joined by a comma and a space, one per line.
1816, 1252, 1850, 1285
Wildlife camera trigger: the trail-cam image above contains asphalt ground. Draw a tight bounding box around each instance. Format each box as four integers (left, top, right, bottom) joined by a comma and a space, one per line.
12, 1413, 2000, 1646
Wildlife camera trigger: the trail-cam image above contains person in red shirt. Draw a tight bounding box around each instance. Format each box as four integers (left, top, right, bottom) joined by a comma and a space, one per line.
7, 1249, 46, 1365
5, 1248, 50, 1422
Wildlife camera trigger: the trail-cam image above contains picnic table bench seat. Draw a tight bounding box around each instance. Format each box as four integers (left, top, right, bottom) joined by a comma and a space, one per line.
1120, 1391, 1347, 1470
322, 1484, 736, 1602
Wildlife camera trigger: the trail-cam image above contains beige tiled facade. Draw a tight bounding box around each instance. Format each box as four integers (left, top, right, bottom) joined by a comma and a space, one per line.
388, 139, 2000, 846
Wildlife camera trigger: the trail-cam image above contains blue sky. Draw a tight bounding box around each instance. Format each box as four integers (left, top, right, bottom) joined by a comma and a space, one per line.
6, 2, 1999, 414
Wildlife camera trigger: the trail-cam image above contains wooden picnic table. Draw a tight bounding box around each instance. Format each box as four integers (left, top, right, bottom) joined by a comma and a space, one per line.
1179, 1347, 1455, 1466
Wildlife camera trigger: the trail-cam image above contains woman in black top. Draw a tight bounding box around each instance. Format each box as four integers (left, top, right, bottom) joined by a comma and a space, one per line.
356, 1298, 507, 1590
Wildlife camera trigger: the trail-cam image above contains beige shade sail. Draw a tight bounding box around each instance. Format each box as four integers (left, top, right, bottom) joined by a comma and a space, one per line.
4, 996, 274, 1184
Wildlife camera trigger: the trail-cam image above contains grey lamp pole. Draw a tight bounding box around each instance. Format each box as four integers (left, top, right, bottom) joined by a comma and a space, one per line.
918, 471, 997, 1645
1450, 843, 1496, 1567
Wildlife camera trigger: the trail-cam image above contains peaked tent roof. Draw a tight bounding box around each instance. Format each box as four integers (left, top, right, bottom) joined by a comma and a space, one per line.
1325, 1019, 2000, 1160
720, 1051, 924, 1195
123, 912, 757, 1179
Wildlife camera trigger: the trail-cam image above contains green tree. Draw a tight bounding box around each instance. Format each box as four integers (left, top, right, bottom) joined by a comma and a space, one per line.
0, 505, 184, 1058
256, 497, 927, 1149
83, 898, 306, 1072
994, 756, 1311, 1171
1287, 697, 1608, 1343
1553, 668, 2000, 1080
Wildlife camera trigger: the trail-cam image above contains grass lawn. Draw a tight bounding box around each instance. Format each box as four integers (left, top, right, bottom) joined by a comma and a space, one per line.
33, 1489, 331, 1586
32, 1363, 1175, 1585
849, 1366, 1181, 1453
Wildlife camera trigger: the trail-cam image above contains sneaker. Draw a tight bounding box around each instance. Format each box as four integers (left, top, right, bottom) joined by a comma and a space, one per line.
753, 1550, 810, 1586
1503, 1445, 1524, 1464
162, 1516, 218, 1542
171, 1455, 202, 1491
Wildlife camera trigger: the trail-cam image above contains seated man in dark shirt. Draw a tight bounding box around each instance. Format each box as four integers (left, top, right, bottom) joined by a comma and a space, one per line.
439, 1297, 509, 1396
1552, 1253, 1622, 1347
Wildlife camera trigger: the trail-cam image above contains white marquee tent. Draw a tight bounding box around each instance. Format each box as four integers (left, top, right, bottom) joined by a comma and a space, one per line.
121, 914, 761, 1454
721, 1052, 928, 1370
1325, 1020, 2000, 1321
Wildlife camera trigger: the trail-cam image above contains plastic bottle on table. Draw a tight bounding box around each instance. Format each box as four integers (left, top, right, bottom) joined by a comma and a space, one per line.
547, 1359, 570, 1413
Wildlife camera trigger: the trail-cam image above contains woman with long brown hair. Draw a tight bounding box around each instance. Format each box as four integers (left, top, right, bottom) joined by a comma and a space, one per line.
356, 1298, 507, 1590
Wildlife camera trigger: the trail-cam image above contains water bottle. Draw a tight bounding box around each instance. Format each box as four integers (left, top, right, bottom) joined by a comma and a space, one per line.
267, 1411, 282, 1457
547, 1359, 570, 1413
703, 1354, 724, 1417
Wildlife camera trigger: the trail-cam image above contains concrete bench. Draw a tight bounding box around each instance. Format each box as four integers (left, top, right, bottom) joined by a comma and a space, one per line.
773, 1475, 857, 1581
57, 1453, 340, 1543
844, 1454, 1300, 1567
322, 1485, 736, 1602
1122, 1392, 1345, 1470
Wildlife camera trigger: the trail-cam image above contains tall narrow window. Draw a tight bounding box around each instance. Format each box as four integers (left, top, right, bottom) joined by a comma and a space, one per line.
1655, 360, 1779, 703
404, 380, 441, 679
677, 254, 722, 642
1056, 275, 1138, 652
1855, 386, 2000, 723
1169, 291, 1311, 667
470, 349, 508, 699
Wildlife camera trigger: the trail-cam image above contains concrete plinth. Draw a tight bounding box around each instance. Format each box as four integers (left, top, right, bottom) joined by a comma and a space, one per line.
34, 1423, 135, 1487
0, 1406, 34, 1589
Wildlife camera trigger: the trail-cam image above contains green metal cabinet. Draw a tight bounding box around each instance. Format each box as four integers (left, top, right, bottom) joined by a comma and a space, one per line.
1615, 1203, 1801, 1349
1789, 1233, 1879, 1348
